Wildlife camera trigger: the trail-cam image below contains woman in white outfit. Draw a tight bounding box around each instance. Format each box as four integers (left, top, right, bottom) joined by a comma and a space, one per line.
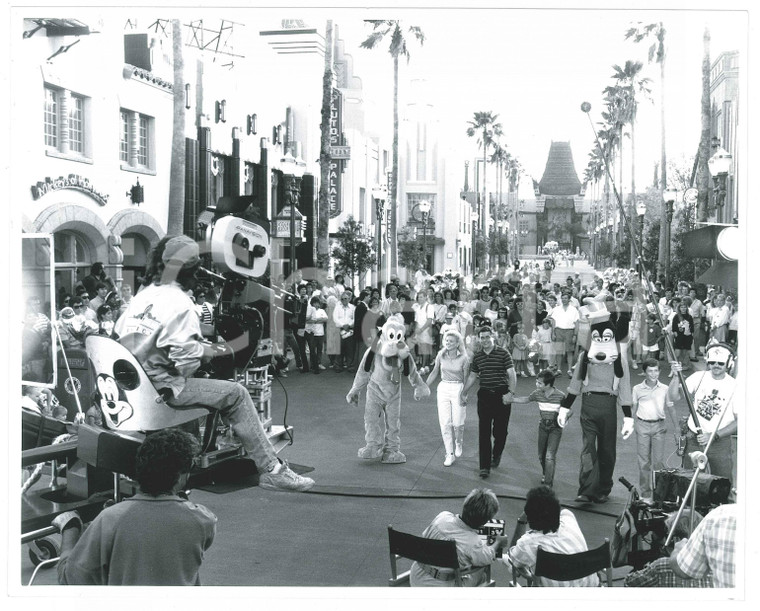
426, 329, 470, 467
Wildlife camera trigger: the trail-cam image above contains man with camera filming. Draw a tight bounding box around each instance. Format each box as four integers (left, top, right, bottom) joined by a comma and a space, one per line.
667, 342, 737, 486
115, 235, 314, 493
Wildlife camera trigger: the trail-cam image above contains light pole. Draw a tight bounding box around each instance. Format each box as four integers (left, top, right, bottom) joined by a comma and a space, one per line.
708, 143, 732, 223
279, 151, 306, 278
663, 189, 677, 287
412, 199, 431, 273
636, 199, 646, 275
471, 210, 479, 275
371, 183, 388, 290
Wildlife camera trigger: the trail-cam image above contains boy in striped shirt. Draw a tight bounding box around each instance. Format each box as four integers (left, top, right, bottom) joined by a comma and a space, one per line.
507, 369, 565, 487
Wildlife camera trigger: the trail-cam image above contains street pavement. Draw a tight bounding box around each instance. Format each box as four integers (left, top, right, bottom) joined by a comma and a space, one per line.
23, 356, 698, 588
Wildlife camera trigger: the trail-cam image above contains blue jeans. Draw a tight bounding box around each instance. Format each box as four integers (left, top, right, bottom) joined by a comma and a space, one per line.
537, 413, 562, 486
635, 418, 667, 498
168, 377, 277, 472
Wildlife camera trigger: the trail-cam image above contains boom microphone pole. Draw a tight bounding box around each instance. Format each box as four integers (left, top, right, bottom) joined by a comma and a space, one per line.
580, 102, 702, 435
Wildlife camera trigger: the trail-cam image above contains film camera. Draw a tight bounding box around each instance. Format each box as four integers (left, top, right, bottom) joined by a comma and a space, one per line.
198, 196, 277, 378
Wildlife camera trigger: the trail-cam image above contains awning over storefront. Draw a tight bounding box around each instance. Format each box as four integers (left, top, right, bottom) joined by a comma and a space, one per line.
696, 260, 737, 289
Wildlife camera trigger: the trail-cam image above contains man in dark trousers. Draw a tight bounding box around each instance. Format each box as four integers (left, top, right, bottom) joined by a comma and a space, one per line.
463, 326, 517, 478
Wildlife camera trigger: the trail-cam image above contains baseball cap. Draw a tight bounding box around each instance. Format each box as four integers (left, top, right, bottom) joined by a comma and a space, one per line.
162, 236, 201, 268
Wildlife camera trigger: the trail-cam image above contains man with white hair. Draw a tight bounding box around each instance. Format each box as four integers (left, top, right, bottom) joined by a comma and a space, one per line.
668, 343, 737, 484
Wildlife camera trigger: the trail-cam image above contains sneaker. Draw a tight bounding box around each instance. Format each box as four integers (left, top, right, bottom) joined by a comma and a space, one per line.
491, 454, 501, 468
454, 442, 463, 458
443, 454, 455, 467
258, 462, 315, 492
479, 469, 490, 479
632, 362, 638, 370
319, 364, 327, 370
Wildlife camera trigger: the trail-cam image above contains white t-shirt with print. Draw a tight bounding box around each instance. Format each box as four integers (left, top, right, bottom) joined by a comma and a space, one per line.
685, 371, 737, 434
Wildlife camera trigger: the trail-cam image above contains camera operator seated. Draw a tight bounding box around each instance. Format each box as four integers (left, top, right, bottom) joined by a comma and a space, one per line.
410, 488, 509, 586
54, 429, 216, 585
114, 235, 314, 492
503, 485, 599, 586
624, 503, 736, 588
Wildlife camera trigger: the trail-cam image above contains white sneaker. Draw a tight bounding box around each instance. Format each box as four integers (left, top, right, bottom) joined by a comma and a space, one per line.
640, 496, 654, 506
258, 461, 315, 492
443, 454, 455, 467
454, 442, 463, 458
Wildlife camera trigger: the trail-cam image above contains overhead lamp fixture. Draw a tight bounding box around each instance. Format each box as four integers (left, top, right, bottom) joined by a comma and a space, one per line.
246, 113, 258, 136
184, 83, 192, 110
272, 124, 283, 145
215, 99, 226, 124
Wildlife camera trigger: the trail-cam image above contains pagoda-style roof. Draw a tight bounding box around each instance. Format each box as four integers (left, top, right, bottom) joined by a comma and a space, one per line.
538, 141, 582, 196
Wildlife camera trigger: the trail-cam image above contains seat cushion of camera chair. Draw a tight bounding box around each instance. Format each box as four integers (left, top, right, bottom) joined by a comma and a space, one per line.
85, 335, 210, 433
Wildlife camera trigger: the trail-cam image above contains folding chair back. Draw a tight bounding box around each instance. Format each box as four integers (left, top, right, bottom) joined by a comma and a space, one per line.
387, 525, 494, 587
533, 538, 612, 586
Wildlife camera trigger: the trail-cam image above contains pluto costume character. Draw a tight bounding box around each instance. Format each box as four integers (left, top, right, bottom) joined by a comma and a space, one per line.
346, 315, 430, 463
557, 318, 633, 503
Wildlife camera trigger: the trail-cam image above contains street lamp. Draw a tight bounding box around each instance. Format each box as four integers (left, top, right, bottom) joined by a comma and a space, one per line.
471, 210, 479, 274
371, 184, 388, 289
412, 199, 432, 272
636, 199, 646, 274
708, 145, 732, 222
662, 189, 677, 286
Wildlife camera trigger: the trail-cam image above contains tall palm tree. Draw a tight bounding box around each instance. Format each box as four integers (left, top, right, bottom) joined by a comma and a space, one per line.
610, 61, 652, 263
168, 19, 186, 235
360, 21, 425, 274
697, 28, 711, 223
489, 143, 509, 266
317, 20, 334, 269
466, 111, 502, 270
626, 22, 667, 280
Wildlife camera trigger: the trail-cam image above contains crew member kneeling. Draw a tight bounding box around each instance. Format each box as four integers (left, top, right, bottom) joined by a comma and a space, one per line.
115, 235, 314, 492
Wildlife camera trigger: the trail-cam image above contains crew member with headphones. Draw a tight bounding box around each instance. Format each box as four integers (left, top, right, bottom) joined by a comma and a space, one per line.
668, 342, 737, 486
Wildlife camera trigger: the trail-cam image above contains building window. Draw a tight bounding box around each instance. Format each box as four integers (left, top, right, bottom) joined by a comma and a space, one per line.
53, 230, 92, 297
69, 94, 85, 153
120, 111, 129, 162
407, 193, 436, 227
44, 85, 90, 160
43, 88, 58, 148
120, 109, 155, 173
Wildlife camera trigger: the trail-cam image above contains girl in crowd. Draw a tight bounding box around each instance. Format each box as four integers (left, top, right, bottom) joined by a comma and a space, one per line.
362, 296, 384, 347
671, 300, 695, 374
413, 291, 435, 375
483, 298, 501, 324
425, 330, 470, 466
432, 291, 448, 350
305, 296, 328, 374
512, 321, 531, 377
96, 305, 116, 338
534, 317, 554, 373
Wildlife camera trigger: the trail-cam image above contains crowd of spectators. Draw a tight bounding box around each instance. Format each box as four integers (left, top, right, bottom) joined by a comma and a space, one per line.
272, 262, 737, 382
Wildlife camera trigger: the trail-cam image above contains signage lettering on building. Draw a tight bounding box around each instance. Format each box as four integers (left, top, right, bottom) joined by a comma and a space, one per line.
329, 88, 344, 218
281, 19, 307, 29
31, 174, 109, 206
330, 145, 351, 160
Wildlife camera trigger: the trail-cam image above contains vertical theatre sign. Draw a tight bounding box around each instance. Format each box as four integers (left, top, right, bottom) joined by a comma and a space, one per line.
328, 88, 350, 218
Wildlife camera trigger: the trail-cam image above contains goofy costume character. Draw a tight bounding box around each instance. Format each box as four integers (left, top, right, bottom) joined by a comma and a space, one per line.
557, 317, 634, 503
346, 315, 430, 463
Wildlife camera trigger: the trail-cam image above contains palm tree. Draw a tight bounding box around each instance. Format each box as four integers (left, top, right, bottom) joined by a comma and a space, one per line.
360, 21, 425, 275
626, 22, 667, 281
610, 61, 652, 263
168, 19, 186, 235
317, 20, 334, 269
697, 28, 711, 223
489, 143, 509, 266
466, 111, 502, 270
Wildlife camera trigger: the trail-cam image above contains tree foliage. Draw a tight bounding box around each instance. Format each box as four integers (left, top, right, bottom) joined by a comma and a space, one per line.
397, 227, 426, 273
331, 216, 376, 286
